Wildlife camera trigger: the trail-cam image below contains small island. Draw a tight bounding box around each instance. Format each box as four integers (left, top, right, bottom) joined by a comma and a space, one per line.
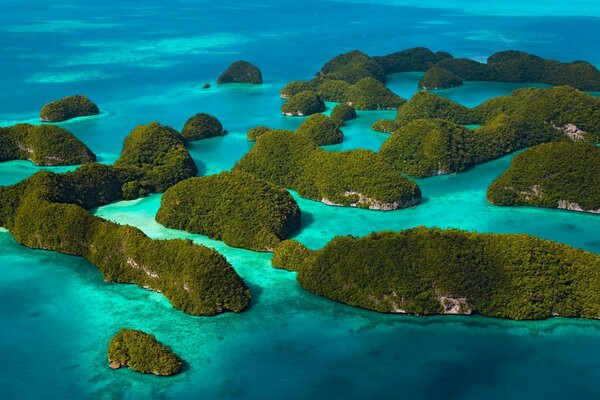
330, 103, 356, 126
418, 66, 463, 89
108, 329, 183, 376
487, 142, 600, 213
0, 123, 95, 166
296, 114, 343, 145
156, 171, 301, 251
247, 125, 273, 141
234, 129, 421, 210
40, 94, 99, 122
281, 90, 325, 116
217, 60, 263, 84
344, 77, 405, 110
273, 227, 600, 320
181, 113, 225, 141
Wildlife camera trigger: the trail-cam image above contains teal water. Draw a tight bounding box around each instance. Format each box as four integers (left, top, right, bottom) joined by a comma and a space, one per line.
2, 0, 600, 399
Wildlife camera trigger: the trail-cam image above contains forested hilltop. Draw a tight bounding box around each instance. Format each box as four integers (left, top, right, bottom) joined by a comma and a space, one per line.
0, 122, 250, 316
488, 142, 600, 213
273, 227, 600, 320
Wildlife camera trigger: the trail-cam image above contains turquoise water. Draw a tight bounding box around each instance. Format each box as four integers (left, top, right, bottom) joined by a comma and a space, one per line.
2, 0, 600, 398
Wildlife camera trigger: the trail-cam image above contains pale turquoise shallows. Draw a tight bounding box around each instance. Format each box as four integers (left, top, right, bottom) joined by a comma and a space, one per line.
1, 0, 600, 398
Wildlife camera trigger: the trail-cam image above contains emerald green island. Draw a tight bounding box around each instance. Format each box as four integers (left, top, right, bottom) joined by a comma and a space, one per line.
108, 329, 183, 376
217, 60, 263, 84
40, 94, 100, 122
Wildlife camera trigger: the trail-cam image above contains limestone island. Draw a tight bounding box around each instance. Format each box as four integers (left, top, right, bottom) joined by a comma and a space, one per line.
296, 114, 343, 145
40, 94, 99, 122
281, 90, 325, 116
273, 227, 600, 320
247, 126, 273, 141
108, 329, 183, 376
217, 60, 263, 84
330, 103, 356, 126
234, 129, 421, 210
487, 142, 600, 214
0, 123, 95, 166
418, 66, 463, 89
181, 113, 225, 141
377, 86, 600, 177
0, 122, 250, 316
156, 171, 301, 251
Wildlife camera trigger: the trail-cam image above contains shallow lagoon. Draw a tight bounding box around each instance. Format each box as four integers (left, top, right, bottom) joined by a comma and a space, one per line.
1, 0, 600, 398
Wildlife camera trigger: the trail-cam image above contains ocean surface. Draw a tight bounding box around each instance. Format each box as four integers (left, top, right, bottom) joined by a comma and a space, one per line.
1, 1, 600, 399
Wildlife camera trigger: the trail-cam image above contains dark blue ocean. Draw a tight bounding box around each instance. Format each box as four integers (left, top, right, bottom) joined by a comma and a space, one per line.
1, 1, 600, 399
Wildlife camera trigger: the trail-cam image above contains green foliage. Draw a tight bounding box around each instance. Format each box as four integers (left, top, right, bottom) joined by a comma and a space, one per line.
330, 103, 356, 126
217, 60, 263, 84
108, 329, 183, 376
434, 58, 490, 81
156, 171, 301, 251
280, 80, 318, 98
234, 130, 421, 210
372, 47, 453, 74
181, 113, 224, 141
247, 126, 273, 141
380, 119, 473, 177
0, 122, 250, 316
271, 240, 311, 272
371, 119, 400, 134
418, 66, 463, 89
317, 50, 386, 84
281, 91, 325, 116
487, 142, 600, 212
0, 124, 95, 166
344, 77, 405, 110
282, 227, 600, 320
316, 79, 351, 102
39, 94, 99, 122
296, 114, 343, 145
395, 91, 475, 126
115, 122, 198, 193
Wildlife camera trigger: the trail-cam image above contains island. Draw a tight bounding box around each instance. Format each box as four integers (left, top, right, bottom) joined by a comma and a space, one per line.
181, 113, 225, 141
0, 123, 95, 165
418, 66, 463, 89
217, 60, 263, 84
272, 227, 600, 320
108, 329, 183, 376
344, 77, 405, 110
156, 171, 301, 251
487, 142, 600, 213
234, 129, 421, 210
0, 122, 251, 316
330, 103, 356, 126
40, 94, 99, 122
247, 125, 273, 141
296, 114, 343, 145
377, 86, 600, 177
281, 90, 325, 116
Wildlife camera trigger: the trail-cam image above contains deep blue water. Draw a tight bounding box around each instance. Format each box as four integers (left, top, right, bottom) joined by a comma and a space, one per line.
1, 1, 600, 399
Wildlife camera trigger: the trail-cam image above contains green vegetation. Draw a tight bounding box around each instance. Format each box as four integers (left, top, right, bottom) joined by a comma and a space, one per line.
156, 171, 301, 251
0, 122, 250, 316
344, 77, 405, 110
0, 124, 95, 166
247, 126, 273, 141
395, 91, 475, 126
280, 80, 318, 99
488, 142, 600, 213
115, 122, 197, 194
330, 103, 356, 126
217, 60, 263, 84
418, 66, 463, 89
296, 114, 343, 145
108, 329, 183, 376
371, 119, 400, 134
316, 80, 351, 103
372, 47, 453, 74
274, 227, 600, 320
317, 50, 386, 84
271, 240, 311, 271
281, 91, 325, 116
234, 129, 421, 210
40, 94, 99, 122
181, 113, 224, 141
431, 50, 600, 91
